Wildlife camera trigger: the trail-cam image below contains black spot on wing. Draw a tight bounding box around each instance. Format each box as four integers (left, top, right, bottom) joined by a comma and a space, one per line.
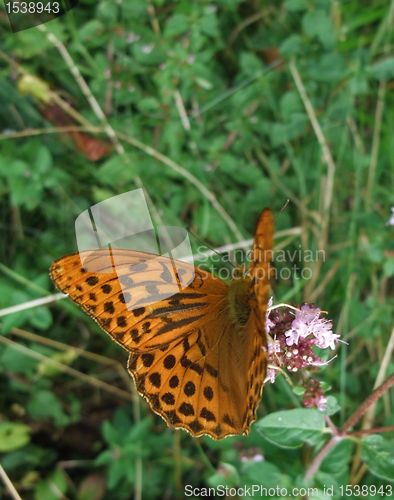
188, 419, 203, 434
179, 402, 194, 416
104, 302, 115, 314
169, 375, 179, 388
165, 410, 181, 425
133, 307, 145, 317
164, 355, 176, 369
200, 408, 216, 422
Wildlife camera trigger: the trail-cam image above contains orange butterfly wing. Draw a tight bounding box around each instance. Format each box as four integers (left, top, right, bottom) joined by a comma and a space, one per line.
243, 208, 274, 429
50, 209, 274, 439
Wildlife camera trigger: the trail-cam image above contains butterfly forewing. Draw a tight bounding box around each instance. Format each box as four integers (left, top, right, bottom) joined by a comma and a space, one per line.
51, 249, 228, 352
243, 209, 274, 428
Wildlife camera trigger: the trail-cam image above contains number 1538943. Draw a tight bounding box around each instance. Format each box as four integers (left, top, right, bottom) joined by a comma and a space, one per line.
6, 2, 60, 14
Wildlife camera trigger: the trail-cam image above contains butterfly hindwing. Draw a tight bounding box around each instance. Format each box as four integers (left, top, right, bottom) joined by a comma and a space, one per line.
128, 312, 254, 439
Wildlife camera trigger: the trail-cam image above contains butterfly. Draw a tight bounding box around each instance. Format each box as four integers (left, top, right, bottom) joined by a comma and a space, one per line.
50, 209, 273, 439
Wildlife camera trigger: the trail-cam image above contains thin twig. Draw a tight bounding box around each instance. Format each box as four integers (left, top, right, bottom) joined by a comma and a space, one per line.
308, 260, 341, 303
227, 9, 273, 46
147, 2, 161, 35
0, 293, 65, 317
341, 373, 394, 435
173, 90, 200, 156
0, 465, 23, 500
347, 425, 394, 436
289, 59, 336, 297
0, 125, 103, 140
289, 59, 336, 219
173, 90, 191, 131
366, 79, 386, 206
346, 117, 365, 154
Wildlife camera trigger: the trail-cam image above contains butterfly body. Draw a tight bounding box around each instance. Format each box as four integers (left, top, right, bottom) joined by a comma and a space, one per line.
50, 209, 273, 439
227, 269, 252, 327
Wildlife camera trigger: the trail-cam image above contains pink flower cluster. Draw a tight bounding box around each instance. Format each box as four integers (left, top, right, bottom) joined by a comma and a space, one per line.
264, 302, 339, 410
303, 378, 328, 411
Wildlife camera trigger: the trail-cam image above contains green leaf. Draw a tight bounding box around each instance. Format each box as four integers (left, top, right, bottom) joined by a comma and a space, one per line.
0, 343, 39, 373
285, 0, 307, 11
242, 460, 282, 487
307, 53, 347, 82
137, 97, 161, 112
302, 10, 336, 49
102, 420, 122, 446
164, 14, 189, 37
368, 57, 394, 80
292, 385, 306, 396
239, 52, 264, 77
33, 146, 52, 174
280, 34, 302, 57
255, 409, 326, 448
280, 90, 303, 119
207, 462, 239, 489
0, 422, 31, 452
319, 395, 341, 416
360, 435, 394, 481
120, 0, 148, 19
30, 306, 53, 330
320, 438, 353, 474
8, 29, 59, 59
107, 455, 133, 489
2, 159, 44, 209
27, 390, 70, 427
79, 20, 105, 44
96, 1, 118, 25
383, 257, 394, 277
95, 156, 136, 187
1, 444, 57, 471
34, 468, 68, 500
198, 11, 219, 38
77, 473, 106, 500
268, 113, 308, 146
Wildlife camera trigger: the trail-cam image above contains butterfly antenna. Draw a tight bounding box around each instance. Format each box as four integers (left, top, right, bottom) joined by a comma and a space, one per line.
275, 199, 290, 223
186, 227, 235, 268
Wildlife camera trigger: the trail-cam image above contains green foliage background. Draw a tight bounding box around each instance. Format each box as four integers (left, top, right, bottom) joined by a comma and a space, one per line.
0, 0, 394, 499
